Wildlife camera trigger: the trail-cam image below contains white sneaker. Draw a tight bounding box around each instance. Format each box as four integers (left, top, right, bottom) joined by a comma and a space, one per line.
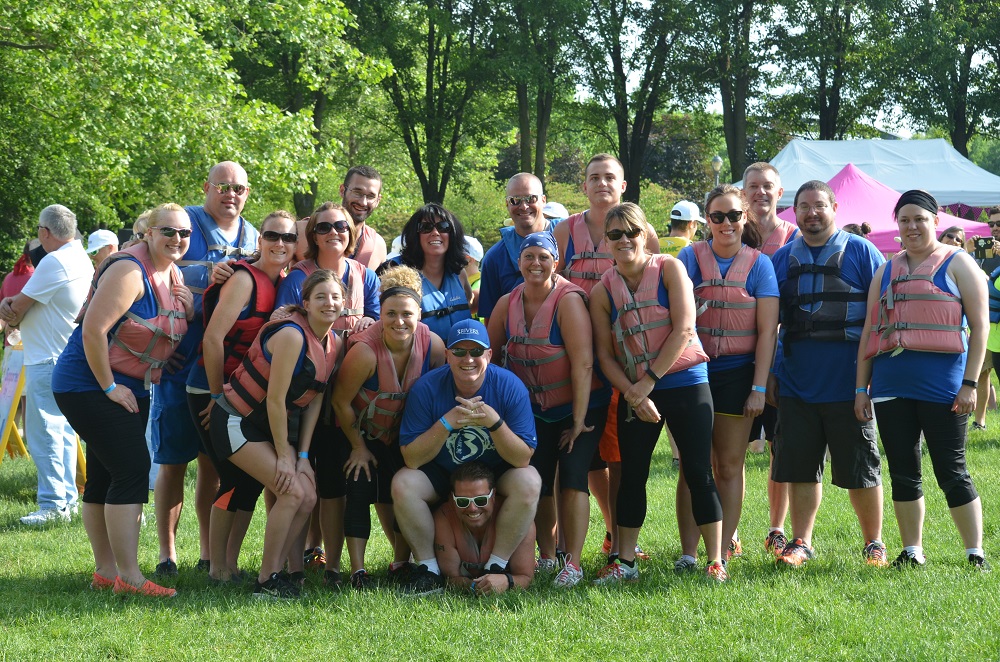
553, 561, 583, 588
535, 557, 558, 573
20, 508, 71, 525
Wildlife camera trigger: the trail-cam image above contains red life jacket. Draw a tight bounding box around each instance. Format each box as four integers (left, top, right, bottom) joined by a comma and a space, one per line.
347, 319, 432, 445
562, 212, 613, 294
292, 258, 366, 332
600, 253, 708, 382
692, 242, 760, 358
77, 242, 188, 388
223, 311, 341, 418
760, 219, 798, 257
864, 245, 966, 359
199, 260, 281, 379
504, 275, 599, 411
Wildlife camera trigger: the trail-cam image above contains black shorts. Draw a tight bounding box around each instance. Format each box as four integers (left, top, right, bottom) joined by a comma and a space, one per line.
419, 460, 514, 501
708, 363, 755, 417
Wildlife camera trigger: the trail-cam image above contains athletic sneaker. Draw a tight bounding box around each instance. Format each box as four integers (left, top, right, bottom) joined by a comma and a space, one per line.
591, 559, 639, 585
863, 540, 889, 568
535, 556, 558, 573
113, 576, 177, 598
673, 556, 698, 573
777, 538, 814, 567
387, 562, 415, 586
19, 508, 71, 526
304, 547, 326, 570
705, 561, 729, 583
634, 544, 651, 561
280, 570, 306, 588
891, 550, 925, 568
323, 569, 343, 590
553, 561, 583, 588
727, 535, 743, 560
969, 554, 992, 572
350, 569, 375, 590
195, 559, 210, 572
399, 564, 445, 596
970, 421, 987, 431
154, 559, 178, 577
253, 572, 300, 600
90, 573, 115, 591
764, 530, 788, 557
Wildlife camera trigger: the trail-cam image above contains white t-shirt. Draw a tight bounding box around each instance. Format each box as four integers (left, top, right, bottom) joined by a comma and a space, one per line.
19, 240, 94, 365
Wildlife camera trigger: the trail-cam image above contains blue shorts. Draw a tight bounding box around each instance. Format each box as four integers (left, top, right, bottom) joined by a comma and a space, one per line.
151, 379, 204, 465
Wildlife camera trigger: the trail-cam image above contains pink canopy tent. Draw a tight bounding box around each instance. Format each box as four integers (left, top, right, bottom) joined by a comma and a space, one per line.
776, 163, 990, 253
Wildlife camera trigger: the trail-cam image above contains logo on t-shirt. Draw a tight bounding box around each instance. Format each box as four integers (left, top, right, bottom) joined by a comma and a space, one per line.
445, 427, 494, 464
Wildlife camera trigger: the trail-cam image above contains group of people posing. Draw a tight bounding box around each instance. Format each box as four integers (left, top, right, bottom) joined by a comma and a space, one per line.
5, 154, 991, 600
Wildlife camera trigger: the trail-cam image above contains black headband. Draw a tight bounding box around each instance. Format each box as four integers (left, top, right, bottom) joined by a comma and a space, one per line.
380, 286, 421, 305
895, 189, 938, 217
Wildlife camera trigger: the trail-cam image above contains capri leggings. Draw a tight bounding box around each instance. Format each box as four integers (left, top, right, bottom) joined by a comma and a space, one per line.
344, 437, 404, 539
208, 403, 267, 511
874, 398, 978, 508
530, 405, 608, 496
617, 382, 720, 528
54, 390, 151, 505
312, 415, 350, 500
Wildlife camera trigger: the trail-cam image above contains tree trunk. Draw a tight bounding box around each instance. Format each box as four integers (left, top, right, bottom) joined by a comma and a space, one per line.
534, 86, 552, 183
517, 83, 532, 172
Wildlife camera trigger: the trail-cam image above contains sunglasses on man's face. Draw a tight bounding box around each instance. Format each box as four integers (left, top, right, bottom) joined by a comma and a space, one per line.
450, 347, 486, 358
313, 220, 351, 235
209, 182, 250, 196
708, 210, 745, 224
261, 230, 298, 243
417, 220, 452, 234
506, 194, 540, 207
453, 489, 494, 509
151, 226, 192, 238
605, 227, 642, 241
988, 221, 1000, 228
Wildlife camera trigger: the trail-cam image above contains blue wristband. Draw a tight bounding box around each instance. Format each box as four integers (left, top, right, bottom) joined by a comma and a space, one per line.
103, 382, 116, 394
298, 451, 309, 459
439, 416, 454, 433
750, 385, 766, 394
210, 393, 223, 401
856, 387, 868, 394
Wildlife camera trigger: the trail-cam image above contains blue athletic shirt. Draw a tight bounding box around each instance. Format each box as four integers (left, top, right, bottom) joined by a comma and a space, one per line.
275, 260, 381, 319
53, 255, 165, 397
771, 233, 885, 403
606, 270, 709, 389
677, 242, 779, 374
477, 223, 556, 321
870, 252, 967, 404
399, 364, 537, 473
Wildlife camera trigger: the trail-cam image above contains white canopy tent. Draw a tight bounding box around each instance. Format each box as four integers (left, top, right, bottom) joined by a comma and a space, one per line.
736, 139, 1000, 208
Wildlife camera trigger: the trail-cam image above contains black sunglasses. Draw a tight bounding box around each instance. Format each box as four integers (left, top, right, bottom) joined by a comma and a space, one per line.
450, 347, 486, 358
417, 220, 452, 234
261, 230, 298, 243
942, 233, 961, 242
708, 210, 745, 224
313, 220, 351, 235
988, 221, 1000, 228
152, 226, 192, 238
606, 227, 642, 241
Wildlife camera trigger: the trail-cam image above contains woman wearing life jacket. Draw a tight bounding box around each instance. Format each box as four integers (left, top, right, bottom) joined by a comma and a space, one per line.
377, 203, 473, 340
676, 185, 778, 570
188, 210, 298, 583
590, 202, 726, 583
210, 269, 345, 599
276, 201, 380, 334
855, 189, 989, 571
53, 203, 193, 598
486, 232, 609, 588
331, 265, 447, 589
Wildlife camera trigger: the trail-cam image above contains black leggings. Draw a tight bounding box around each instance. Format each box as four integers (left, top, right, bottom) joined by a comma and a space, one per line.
313, 418, 350, 500
344, 438, 404, 539
207, 403, 267, 511
874, 398, 978, 508
617, 382, 720, 528
530, 406, 608, 496
54, 390, 150, 505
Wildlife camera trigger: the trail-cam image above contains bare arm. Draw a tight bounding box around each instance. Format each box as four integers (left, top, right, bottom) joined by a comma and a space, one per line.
553, 221, 570, 275
556, 292, 595, 450
263, 325, 305, 489
330, 343, 379, 481
854, 262, 887, 422
746, 297, 779, 418
0, 292, 36, 326
198, 270, 253, 428
486, 294, 510, 366
952, 251, 989, 413
590, 283, 633, 394
434, 508, 470, 590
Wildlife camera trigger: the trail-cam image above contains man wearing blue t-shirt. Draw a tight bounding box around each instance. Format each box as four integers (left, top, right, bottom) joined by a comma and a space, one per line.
769, 180, 887, 569
393, 319, 540, 595
153, 161, 259, 577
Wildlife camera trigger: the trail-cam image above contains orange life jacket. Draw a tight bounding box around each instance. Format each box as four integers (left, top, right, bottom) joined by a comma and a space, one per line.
504, 275, 599, 411
224, 311, 340, 418
562, 212, 613, 294
760, 219, 798, 257
864, 245, 966, 359
601, 253, 708, 382
77, 242, 188, 388
347, 319, 432, 445
692, 242, 760, 358
199, 260, 281, 378
292, 258, 366, 331
442, 499, 498, 579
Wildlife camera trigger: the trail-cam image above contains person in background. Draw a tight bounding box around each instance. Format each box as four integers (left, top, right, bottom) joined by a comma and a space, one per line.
464, 236, 484, 319
938, 226, 966, 249
0, 241, 35, 345
969, 206, 1000, 431
842, 223, 872, 239
340, 165, 388, 269
86, 230, 119, 268
542, 202, 569, 224
660, 201, 704, 257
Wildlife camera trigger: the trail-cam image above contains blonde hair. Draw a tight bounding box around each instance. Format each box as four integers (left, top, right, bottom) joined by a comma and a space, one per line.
144, 203, 186, 242
379, 265, 423, 298
604, 202, 648, 235
261, 209, 297, 231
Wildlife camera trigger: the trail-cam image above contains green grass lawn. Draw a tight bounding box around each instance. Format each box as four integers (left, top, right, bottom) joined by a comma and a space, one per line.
2, 416, 1000, 660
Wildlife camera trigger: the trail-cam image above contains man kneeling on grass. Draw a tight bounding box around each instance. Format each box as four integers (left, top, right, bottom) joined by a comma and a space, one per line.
392, 319, 540, 596
433, 462, 535, 595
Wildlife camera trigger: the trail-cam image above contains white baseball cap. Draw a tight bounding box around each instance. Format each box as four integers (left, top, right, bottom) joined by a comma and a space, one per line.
463, 236, 484, 262
670, 201, 705, 224
86, 229, 119, 254
542, 202, 569, 219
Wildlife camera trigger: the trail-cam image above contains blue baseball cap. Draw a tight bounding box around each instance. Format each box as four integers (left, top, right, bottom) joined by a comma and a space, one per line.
519, 232, 558, 260
447, 318, 490, 349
